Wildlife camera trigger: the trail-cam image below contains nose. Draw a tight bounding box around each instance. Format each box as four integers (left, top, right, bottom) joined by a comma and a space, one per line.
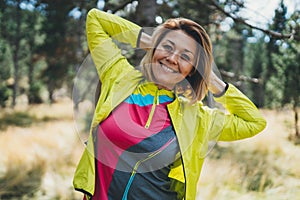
166, 52, 178, 65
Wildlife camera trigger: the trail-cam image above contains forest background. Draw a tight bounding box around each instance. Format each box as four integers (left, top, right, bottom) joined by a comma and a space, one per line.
0, 0, 299, 199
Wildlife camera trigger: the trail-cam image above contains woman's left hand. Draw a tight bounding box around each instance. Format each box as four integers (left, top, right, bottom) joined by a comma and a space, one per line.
208, 71, 227, 96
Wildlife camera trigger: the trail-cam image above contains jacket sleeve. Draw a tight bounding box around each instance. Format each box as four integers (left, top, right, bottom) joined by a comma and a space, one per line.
86, 8, 142, 81
211, 84, 267, 141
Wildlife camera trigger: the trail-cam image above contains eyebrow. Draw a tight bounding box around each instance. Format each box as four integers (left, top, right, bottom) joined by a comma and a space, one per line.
166, 39, 195, 56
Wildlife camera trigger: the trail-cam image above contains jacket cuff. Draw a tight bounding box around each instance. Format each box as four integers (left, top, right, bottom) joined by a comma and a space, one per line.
213, 82, 229, 98
136, 28, 144, 49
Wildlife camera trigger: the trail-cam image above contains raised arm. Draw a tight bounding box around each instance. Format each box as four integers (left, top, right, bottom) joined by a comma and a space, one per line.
86, 9, 142, 80
211, 83, 267, 141
86, 8, 141, 51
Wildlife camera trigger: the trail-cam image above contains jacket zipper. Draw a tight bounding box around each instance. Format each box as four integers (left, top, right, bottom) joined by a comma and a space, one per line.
122, 138, 176, 200
144, 90, 159, 129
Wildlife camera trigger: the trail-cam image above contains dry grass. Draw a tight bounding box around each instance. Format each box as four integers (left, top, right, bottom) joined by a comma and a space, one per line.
0, 99, 84, 200
0, 100, 299, 200
197, 109, 300, 200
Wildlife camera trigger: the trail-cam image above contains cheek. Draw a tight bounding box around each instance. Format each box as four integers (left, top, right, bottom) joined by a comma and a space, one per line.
152, 49, 164, 62
180, 64, 194, 77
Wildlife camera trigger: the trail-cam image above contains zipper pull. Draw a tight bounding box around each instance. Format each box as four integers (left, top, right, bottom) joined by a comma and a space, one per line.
144, 90, 159, 129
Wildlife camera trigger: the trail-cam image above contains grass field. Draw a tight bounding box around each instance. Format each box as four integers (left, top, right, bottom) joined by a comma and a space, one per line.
0, 99, 299, 200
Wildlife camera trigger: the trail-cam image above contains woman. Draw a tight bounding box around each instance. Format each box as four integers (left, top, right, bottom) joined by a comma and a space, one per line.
73, 8, 266, 200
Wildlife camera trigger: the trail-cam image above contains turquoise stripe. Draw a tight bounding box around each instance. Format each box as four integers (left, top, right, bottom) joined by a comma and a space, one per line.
122, 173, 136, 200
159, 95, 174, 104
121, 137, 176, 200
124, 93, 173, 106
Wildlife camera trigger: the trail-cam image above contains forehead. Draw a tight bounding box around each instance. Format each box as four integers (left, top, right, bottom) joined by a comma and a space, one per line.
161, 30, 197, 52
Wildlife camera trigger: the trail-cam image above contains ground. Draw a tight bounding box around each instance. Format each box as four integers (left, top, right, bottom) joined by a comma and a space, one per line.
0, 99, 299, 200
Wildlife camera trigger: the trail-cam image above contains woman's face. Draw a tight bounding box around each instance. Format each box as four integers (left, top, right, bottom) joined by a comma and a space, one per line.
151, 30, 197, 89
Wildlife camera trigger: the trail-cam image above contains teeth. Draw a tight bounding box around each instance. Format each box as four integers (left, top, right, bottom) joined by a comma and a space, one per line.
161, 64, 176, 73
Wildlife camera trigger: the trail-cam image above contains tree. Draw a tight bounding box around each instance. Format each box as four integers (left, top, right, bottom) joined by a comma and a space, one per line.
222, 26, 247, 90
210, 0, 299, 41
38, 0, 78, 102
0, 39, 12, 107
175, 0, 213, 26
0, 0, 40, 107
280, 42, 300, 137
23, 3, 45, 104
275, 10, 300, 138
264, 0, 287, 107
0, 0, 23, 107
248, 37, 266, 108
0, 1, 12, 107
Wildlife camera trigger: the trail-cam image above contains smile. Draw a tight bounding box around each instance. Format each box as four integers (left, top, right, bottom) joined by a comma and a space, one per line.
160, 62, 177, 73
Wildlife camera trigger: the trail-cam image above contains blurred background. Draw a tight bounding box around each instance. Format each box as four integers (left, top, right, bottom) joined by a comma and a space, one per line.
0, 0, 299, 199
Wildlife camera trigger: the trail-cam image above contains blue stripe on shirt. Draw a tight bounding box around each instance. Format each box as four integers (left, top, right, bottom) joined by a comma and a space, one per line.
124, 93, 173, 106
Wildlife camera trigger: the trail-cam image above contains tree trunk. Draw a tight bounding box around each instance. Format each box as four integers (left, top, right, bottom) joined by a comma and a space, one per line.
294, 102, 299, 137
253, 81, 265, 108
28, 54, 43, 104
28, 56, 34, 103
11, 0, 21, 107
229, 38, 245, 91
48, 88, 54, 103
135, 0, 157, 26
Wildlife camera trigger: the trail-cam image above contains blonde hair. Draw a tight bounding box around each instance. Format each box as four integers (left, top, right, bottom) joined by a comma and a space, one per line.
140, 18, 213, 103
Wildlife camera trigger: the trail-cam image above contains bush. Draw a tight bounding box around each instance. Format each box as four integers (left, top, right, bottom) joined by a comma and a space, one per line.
0, 159, 46, 199
28, 82, 43, 104
0, 84, 11, 108
0, 112, 35, 130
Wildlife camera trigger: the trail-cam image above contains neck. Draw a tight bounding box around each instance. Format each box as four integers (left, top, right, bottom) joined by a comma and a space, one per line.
156, 83, 174, 91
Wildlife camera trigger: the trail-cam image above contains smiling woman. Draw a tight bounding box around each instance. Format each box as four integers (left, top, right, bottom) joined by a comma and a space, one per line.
149, 30, 197, 90
72, 8, 267, 200
140, 17, 215, 102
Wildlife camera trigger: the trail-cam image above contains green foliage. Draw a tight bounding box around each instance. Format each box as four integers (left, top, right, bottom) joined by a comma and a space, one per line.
0, 109, 61, 130
0, 84, 11, 107
279, 38, 300, 107
0, 1, 45, 107
176, 0, 212, 26
38, 0, 89, 102
0, 0, 94, 104
263, 0, 288, 107
0, 0, 298, 110
0, 112, 35, 130
244, 38, 267, 107
28, 81, 43, 104
0, 40, 12, 107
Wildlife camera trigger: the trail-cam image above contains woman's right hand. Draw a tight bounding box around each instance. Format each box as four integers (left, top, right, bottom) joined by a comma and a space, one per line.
139, 32, 152, 50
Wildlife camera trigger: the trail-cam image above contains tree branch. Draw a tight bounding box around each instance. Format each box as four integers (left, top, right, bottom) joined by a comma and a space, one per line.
220, 69, 260, 84
210, 0, 299, 41
111, 0, 134, 13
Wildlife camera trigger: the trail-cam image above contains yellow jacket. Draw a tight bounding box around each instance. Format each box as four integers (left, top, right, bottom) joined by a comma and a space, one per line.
73, 8, 267, 200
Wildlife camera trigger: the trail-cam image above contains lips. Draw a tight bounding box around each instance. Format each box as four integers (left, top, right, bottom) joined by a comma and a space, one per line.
160, 62, 177, 73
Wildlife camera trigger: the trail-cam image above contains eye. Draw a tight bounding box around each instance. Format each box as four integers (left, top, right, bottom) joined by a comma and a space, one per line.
162, 44, 173, 52
181, 53, 191, 61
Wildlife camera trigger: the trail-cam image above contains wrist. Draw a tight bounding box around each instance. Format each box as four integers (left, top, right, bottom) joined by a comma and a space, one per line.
208, 72, 227, 97
138, 30, 152, 50
213, 82, 229, 97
